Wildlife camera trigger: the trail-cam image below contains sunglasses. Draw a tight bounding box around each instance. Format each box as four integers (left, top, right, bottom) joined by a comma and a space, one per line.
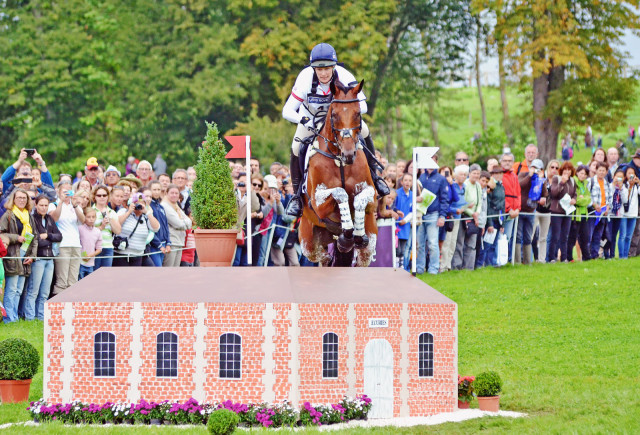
252, 183, 263, 188
95, 193, 108, 197
237, 182, 246, 187
550, 166, 559, 169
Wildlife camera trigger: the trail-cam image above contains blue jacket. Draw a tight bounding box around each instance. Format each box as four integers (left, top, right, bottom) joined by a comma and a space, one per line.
150, 197, 171, 249
449, 183, 467, 219
394, 187, 413, 240
2, 166, 54, 192
418, 170, 450, 218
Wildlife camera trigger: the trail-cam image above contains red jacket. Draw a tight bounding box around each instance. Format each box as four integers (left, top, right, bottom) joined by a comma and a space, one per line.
502, 169, 521, 213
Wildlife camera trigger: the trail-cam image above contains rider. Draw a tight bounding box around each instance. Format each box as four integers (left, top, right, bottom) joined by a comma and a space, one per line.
282, 43, 390, 217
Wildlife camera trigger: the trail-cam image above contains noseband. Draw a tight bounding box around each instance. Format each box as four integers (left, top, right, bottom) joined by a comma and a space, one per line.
317, 98, 363, 162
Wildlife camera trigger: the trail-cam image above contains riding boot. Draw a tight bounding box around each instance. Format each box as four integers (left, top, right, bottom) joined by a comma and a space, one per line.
286, 151, 304, 217
363, 136, 390, 197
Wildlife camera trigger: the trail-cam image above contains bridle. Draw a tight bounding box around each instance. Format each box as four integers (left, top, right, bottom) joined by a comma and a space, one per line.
315, 98, 363, 162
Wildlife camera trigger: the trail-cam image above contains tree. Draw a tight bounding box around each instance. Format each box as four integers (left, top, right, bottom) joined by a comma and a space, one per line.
475, 0, 640, 162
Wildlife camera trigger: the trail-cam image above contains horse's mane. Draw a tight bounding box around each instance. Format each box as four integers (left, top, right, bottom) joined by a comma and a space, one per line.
332, 78, 363, 97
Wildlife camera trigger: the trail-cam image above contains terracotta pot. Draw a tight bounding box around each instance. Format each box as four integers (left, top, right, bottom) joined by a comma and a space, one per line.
477, 395, 500, 412
193, 229, 238, 267
0, 379, 32, 403
457, 399, 470, 409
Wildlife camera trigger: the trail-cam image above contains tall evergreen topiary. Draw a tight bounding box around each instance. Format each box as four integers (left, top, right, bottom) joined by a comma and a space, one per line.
192, 121, 238, 229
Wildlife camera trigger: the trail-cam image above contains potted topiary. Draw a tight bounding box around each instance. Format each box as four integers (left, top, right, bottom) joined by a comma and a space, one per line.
191, 121, 239, 266
0, 338, 40, 403
474, 370, 502, 412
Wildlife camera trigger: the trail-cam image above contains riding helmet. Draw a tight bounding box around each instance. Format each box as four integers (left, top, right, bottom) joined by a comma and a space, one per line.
309, 43, 338, 67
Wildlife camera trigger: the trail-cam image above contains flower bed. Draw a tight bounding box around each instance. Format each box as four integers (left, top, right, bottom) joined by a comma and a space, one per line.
28, 395, 371, 427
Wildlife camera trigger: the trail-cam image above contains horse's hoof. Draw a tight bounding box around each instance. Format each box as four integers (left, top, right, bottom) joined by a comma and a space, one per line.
337, 233, 354, 253
354, 234, 369, 249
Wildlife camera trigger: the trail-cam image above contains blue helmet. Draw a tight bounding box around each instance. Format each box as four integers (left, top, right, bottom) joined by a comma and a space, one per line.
309, 43, 337, 67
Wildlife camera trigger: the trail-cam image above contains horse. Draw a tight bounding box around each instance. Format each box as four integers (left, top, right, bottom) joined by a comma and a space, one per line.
298, 79, 378, 267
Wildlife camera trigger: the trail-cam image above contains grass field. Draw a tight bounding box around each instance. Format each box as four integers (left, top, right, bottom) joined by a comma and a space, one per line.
2, 258, 640, 433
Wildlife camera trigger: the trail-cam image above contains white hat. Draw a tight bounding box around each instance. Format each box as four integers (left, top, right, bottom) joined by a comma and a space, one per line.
105, 165, 121, 177
263, 175, 278, 189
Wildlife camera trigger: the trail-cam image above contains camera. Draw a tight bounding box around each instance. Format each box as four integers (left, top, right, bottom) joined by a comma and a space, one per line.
135, 203, 144, 211
25, 149, 36, 157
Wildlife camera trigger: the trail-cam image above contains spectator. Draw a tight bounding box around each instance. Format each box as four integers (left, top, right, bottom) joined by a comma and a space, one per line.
452, 164, 482, 270
260, 175, 287, 266
441, 165, 468, 272
251, 174, 267, 265
607, 147, 620, 181
30, 167, 57, 200
605, 169, 626, 259
588, 162, 612, 259
49, 181, 85, 296
114, 192, 160, 266
153, 153, 167, 176
162, 184, 192, 267
136, 160, 154, 185
394, 173, 413, 270
515, 144, 538, 175
233, 173, 260, 266
187, 166, 197, 182
58, 173, 73, 185
454, 151, 469, 167
172, 168, 191, 212
125, 156, 137, 175
82, 157, 102, 187
516, 158, 547, 265
585, 125, 593, 149
250, 158, 261, 175
415, 155, 449, 275
484, 166, 506, 266
588, 160, 598, 178
0, 188, 37, 323
76, 179, 91, 193
591, 147, 606, 164
24, 195, 61, 321
567, 165, 592, 262
2, 148, 54, 194
396, 160, 406, 177
619, 166, 639, 258
385, 164, 397, 182
78, 207, 103, 279
548, 162, 577, 262
500, 152, 521, 261
535, 160, 558, 262
158, 173, 171, 193
622, 149, 640, 178
92, 185, 122, 270
104, 165, 121, 189
180, 221, 196, 267
109, 186, 126, 212
474, 171, 490, 268
486, 158, 499, 173
147, 181, 171, 267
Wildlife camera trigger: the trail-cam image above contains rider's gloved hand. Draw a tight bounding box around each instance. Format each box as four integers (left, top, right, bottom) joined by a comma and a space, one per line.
300, 116, 315, 131
300, 116, 310, 125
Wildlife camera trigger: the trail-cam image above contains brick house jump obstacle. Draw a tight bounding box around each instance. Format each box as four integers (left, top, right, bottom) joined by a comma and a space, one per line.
44, 268, 457, 418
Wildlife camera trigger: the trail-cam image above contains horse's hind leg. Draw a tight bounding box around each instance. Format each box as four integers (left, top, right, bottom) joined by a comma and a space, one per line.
314, 184, 354, 253
353, 183, 375, 249
299, 219, 331, 265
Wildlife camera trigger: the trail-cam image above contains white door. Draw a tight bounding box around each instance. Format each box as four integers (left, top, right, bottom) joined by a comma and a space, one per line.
363, 339, 394, 418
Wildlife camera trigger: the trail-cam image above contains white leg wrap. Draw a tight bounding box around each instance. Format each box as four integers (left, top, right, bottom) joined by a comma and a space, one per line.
353, 185, 374, 237
315, 185, 354, 231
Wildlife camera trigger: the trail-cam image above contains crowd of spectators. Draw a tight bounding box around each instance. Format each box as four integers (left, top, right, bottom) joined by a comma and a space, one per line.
391, 143, 640, 275
2, 139, 640, 323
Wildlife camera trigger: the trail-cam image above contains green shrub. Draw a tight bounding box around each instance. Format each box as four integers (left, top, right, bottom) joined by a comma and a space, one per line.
191, 121, 238, 229
474, 371, 503, 397
0, 338, 39, 380
207, 409, 239, 435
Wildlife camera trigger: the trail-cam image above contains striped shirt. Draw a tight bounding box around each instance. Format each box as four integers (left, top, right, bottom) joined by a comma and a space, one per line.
115, 210, 157, 255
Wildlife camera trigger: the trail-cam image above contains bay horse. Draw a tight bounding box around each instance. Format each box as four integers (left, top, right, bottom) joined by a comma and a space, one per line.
298, 79, 378, 266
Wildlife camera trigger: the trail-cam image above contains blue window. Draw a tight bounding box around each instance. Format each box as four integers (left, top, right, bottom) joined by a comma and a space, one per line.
322, 332, 339, 378
219, 333, 241, 379
94, 332, 115, 377
156, 332, 178, 377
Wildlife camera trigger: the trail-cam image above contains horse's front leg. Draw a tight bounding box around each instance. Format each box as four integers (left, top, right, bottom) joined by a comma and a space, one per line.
314, 183, 354, 253
353, 183, 375, 249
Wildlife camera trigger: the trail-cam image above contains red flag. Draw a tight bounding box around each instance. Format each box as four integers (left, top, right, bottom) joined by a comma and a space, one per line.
225, 136, 250, 159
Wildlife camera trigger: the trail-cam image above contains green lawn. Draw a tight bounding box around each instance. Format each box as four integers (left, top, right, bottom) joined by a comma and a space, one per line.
2, 259, 640, 433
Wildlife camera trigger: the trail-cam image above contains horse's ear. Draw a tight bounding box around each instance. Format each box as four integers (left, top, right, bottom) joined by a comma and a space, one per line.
354, 79, 364, 95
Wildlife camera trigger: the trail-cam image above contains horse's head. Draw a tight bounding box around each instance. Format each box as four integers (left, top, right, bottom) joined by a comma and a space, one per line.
328, 79, 364, 165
